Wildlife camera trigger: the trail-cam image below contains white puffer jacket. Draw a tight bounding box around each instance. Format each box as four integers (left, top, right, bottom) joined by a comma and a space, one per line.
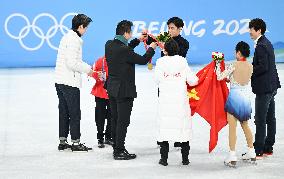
55, 30, 91, 88
154, 55, 198, 142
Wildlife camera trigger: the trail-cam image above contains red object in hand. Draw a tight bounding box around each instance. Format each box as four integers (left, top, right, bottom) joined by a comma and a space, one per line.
188, 61, 229, 153
91, 56, 109, 99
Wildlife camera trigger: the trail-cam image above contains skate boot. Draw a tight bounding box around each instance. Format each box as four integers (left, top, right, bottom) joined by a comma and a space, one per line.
224, 151, 237, 168
242, 147, 257, 164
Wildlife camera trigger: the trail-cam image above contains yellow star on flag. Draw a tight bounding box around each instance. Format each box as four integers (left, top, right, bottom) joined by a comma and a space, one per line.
188, 88, 200, 100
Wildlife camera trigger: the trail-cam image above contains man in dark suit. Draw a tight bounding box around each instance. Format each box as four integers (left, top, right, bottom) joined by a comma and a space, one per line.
249, 18, 281, 159
105, 20, 157, 160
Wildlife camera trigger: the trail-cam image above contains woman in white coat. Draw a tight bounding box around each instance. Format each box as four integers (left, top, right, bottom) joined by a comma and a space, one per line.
154, 39, 198, 166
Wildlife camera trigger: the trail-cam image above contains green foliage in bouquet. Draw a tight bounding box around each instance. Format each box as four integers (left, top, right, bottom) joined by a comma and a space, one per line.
156, 32, 171, 43
212, 52, 224, 62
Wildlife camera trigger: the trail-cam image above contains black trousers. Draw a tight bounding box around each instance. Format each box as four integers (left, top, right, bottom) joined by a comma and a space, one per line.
95, 97, 112, 140
109, 97, 134, 152
55, 83, 81, 142
160, 141, 190, 161
254, 90, 277, 153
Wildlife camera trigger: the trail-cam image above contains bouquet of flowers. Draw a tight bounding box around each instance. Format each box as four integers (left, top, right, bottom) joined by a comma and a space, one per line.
141, 31, 171, 70
212, 52, 224, 62
155, 32, 171, 43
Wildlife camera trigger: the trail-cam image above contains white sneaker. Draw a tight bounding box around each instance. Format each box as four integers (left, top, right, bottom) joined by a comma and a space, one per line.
224, 151, 237, 167
242, 148, 257, 163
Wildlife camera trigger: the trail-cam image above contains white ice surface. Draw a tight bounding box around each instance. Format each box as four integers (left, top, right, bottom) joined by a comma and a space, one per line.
0, 64, 283, 179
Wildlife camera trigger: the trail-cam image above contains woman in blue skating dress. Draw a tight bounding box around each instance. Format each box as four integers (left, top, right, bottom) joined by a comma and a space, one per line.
216, 41, 256, 167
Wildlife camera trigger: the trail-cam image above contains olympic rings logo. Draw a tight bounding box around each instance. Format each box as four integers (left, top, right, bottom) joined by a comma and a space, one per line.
4, 12, 77, 51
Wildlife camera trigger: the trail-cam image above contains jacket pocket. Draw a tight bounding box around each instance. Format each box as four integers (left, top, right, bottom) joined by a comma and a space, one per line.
107, 78, 121, 98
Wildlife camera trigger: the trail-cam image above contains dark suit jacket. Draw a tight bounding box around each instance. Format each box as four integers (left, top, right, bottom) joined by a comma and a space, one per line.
251, 35, 281, 94
105, 38, 155, 98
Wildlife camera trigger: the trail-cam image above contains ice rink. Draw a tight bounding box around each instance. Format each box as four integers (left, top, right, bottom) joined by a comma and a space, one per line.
0, 64, 283, 179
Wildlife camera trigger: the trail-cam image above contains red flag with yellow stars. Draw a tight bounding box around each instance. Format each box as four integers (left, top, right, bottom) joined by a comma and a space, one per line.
188, 60, 229, 153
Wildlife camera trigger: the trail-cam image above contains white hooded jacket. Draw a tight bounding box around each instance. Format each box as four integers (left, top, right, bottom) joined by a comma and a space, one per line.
154, 55, 198, 142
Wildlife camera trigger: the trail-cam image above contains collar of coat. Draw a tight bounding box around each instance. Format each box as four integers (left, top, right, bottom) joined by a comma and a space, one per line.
68, 30, 83, 44
114, 35, 128, 46
172, 34, 181, 40
72, 29, 82, 37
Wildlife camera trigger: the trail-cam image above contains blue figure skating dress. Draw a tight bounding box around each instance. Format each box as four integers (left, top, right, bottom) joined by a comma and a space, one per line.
216, 62, 252, 122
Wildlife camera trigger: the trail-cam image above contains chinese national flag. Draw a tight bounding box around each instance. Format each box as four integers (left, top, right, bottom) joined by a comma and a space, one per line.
188, 61, 229, 153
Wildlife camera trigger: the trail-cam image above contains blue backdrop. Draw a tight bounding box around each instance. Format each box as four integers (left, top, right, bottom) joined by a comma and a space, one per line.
1, 0, 284, 68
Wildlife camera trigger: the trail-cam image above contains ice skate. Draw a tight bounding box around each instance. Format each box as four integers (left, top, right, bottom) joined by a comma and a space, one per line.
224, 151, 237, 168
242, 148, 257, 165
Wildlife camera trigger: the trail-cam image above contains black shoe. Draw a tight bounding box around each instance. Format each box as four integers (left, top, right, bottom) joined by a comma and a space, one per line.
98, 140, 105, 148
256, 152, 264, 160
182, 159, 190, 165
159, 159, 168, 166
123, 149, 136, 158
264, 146, 273, 156
71, 143, 91, 152
58, 142, 71, 151
174, 142, 181, 148
114, 149, 136, 160
104, 139, 114, 146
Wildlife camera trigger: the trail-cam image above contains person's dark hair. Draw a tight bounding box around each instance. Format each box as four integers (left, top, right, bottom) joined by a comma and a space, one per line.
72, 14, 92, 30
116, 20, 133, 35
167, 17, 184, 28
235, 41, 250, 58
164, 39, 180, 56
249, 18, 266, 35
